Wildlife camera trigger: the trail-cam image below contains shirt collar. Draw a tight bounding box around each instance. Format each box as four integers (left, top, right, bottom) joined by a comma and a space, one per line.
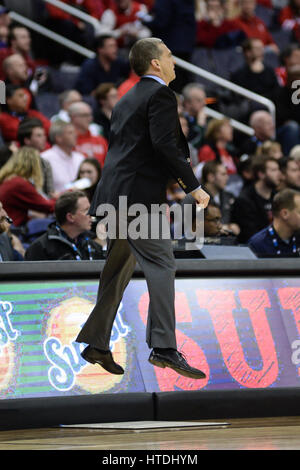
142, 74, 167, 86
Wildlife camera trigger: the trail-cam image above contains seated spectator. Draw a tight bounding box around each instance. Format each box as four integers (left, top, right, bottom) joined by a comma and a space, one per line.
203, 201, 237, 244
41, 121, 85, 193
201, 160, 240, 234
0, 147, 56, 226
196, 0, 245, 49
240, 110, 276, 156
275, 43, 300, 86
51, 89, 82, 124
17, 117, 47, 153
255, 140, 284, 160
101, 0, 151, 46
25, 191, 104, 261
93, 83, 119, 140
17, 118, 54, 197
174, 197, 237, 247
0, 85, 50, 143
2, 54, 36, 108
278, 156, 300, 191
75, 35, 131, 95
68, 102, 108, 166
198, 118, 237, 175
232, 154, 281, 242
249, 188, 300, 257
139, 0, 197, 92
230, 38, 279, 102
0, 24, 36, 80
76, 158, 102, 202
234, 0, 279, 52
279, 0, 300, 43
0, 200, 24, 260
182, 83, 208, 150
274, 65, 300, 156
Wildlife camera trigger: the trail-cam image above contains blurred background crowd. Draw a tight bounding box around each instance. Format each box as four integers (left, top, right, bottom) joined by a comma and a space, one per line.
1, 0, 300, 261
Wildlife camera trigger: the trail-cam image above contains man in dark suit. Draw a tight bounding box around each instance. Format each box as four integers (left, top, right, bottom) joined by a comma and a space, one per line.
76, 38, 210, 379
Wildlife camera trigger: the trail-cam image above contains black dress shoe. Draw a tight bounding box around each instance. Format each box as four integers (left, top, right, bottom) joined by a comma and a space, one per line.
81, 346, 124, 375
148, 349, 206, 379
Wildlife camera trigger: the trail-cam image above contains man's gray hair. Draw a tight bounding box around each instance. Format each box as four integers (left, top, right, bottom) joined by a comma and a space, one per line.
49, 120, 71, 144
129, 37, 164, 77
182, 83, 206, 101
58, 89, 81, 108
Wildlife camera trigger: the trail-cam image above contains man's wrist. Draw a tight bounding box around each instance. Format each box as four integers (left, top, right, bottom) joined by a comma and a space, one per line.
189, 184, 201, 194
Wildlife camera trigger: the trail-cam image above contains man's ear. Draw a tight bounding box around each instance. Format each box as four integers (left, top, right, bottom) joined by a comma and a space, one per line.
280, 208, 290, 220
150, 58, 160, 71
65, 212, 75, 224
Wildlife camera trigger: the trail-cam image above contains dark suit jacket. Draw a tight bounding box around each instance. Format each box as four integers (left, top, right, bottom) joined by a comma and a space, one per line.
90, 77, 199, 215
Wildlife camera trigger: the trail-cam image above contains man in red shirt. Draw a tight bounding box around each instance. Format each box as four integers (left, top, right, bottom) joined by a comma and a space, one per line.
0, 85, 50, 143
101, 0, 151, 46
234, 0, 279, 53
196, 0, 244, 48
68, 101, 108, 167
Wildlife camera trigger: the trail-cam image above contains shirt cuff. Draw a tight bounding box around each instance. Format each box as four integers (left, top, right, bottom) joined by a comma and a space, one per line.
188, 184, 201, 194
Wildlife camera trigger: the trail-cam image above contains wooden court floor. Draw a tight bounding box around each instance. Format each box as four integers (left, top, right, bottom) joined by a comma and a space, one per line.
1, 416, 300, 450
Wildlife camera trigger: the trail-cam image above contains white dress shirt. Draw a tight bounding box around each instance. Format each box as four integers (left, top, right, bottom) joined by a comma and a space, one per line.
42, 145, 85, 193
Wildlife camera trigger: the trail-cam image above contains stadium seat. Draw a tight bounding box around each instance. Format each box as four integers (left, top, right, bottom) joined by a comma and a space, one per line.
25, 217, 55, 243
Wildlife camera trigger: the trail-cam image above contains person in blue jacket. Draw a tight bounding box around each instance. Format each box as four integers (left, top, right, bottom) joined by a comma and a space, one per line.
249, 188, 300, 257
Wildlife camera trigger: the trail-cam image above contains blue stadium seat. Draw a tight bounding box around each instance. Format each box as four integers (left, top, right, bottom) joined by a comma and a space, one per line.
36, 92, 60, 119
25, 217, 54, 243
48, 67, 79, 93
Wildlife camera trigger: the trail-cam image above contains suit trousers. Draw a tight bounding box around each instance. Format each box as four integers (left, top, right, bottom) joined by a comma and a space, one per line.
76, 211, 177, 350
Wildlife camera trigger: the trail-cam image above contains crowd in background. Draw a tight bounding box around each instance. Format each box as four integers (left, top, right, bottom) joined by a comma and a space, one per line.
1, 0, 300, 261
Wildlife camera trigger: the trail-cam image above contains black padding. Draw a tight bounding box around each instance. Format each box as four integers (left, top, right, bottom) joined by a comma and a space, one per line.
0, 393, 154, 430
154, 388, 300, 420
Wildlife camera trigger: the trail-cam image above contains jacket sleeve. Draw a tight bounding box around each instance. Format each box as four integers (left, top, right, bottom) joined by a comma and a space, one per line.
13, 179, 56, 215
148, 86, 200, 194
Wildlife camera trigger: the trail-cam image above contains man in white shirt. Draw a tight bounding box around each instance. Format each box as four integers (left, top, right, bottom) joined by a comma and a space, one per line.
42, 121, 84, 193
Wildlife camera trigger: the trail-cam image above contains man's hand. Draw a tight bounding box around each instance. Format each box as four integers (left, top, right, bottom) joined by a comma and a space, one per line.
190, 187, 210, 209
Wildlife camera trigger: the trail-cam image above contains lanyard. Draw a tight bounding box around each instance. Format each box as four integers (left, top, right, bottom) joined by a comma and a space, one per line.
268, 225, 297, 255
56, 225, 93, 261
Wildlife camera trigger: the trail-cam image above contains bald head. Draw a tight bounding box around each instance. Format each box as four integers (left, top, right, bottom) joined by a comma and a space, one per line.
249, 111, 275, 141
68, 101, 93, 132
2, 53, 28, 82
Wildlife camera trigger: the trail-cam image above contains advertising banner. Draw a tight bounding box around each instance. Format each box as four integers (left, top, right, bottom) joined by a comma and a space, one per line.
1, 278, 300, 399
